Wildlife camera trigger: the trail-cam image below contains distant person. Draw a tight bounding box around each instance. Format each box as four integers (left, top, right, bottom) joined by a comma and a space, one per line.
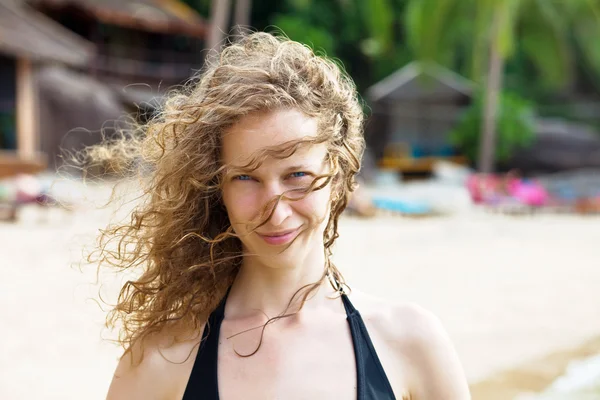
93, 32, 470, 399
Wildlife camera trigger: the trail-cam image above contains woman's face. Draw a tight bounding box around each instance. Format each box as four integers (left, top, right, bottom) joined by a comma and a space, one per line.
221, 109, 333, 268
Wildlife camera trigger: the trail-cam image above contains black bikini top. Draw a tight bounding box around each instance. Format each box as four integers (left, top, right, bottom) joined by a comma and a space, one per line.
182, 291, 396, 399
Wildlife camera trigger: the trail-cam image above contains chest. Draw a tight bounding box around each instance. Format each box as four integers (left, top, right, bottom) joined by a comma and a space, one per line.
217, 314, 357, 400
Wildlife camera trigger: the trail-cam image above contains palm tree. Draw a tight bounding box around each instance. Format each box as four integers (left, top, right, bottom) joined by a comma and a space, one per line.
234, 0, 252, 34
207, 0, 253, 50
208, 0, 232, 51
405, 0, 600, 172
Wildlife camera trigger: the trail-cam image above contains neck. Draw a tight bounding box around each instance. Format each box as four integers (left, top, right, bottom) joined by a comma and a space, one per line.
227, 249, 334, 319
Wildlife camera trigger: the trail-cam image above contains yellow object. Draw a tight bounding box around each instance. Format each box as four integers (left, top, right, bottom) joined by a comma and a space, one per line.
157, 0, 203, 23
380, 142, 466, 173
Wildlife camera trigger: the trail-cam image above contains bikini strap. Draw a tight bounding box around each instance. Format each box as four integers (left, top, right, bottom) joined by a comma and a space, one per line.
182, 286, 231, 399
341, 293, 357, 316
212, 285, 232, 320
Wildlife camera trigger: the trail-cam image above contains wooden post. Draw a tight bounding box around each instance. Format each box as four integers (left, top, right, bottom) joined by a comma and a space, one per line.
15, 57, 39, 159
233, 0, 252, 34
208, 0, 232, 52
478, 7, 504, 173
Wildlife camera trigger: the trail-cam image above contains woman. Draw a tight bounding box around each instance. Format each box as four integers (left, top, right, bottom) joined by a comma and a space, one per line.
98, 32, 470, 399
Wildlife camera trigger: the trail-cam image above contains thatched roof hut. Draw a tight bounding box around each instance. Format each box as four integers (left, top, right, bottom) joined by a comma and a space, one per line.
0, 0, 97, 168
365, 62, 474, 163
0, 0, 93, 66
29, 0, 207, 37
367, 62, 475, 103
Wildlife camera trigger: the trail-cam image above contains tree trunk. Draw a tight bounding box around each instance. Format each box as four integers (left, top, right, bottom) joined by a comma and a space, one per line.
233, 0, 252, 35
208, 0, 232, 52
478, 9, 505, 173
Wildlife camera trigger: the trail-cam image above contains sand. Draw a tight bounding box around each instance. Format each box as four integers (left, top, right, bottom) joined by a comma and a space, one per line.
1, 181, 599, 399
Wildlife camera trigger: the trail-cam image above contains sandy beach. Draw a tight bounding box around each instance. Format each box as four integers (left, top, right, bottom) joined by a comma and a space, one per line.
1, 180, 599, 399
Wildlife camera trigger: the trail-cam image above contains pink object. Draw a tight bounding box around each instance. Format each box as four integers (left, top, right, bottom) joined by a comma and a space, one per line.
508, 180, 549, 206
467, 174, 500, 204
466, 173, 550, 207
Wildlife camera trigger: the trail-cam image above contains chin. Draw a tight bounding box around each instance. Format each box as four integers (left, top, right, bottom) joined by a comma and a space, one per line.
262, 253, 303, 269
242, 239, 307, 269
253, 242, 305, 267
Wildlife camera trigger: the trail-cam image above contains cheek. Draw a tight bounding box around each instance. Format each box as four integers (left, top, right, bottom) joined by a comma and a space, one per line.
222, 186, 261, 224
295, 188, 332, 220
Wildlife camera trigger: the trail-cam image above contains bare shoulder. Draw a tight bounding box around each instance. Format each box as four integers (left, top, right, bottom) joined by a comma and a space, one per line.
346, 290, 441, 340
347, 290, 471, 399
106, 321, 203, 400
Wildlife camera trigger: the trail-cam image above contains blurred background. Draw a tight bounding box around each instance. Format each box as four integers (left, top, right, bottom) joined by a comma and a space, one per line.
1, 0, 600, 399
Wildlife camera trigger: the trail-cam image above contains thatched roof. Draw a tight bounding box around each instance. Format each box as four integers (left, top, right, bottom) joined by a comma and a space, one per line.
0, 0, 93, 66
37, 65, 130, 168
367, 62, 476, 103
30, 0, 208, 37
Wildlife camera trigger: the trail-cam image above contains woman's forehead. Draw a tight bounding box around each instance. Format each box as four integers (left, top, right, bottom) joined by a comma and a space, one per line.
221, 109, 320, 165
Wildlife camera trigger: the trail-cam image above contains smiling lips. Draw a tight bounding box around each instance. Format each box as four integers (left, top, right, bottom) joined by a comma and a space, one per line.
257, 228, 300, 245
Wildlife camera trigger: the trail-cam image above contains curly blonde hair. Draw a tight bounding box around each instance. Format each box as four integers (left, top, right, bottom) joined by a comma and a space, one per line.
86, 32, 365, 353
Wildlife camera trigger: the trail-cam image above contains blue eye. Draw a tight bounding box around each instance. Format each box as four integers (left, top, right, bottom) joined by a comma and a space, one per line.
234, 175, 252, 181
289, 172, 307, 178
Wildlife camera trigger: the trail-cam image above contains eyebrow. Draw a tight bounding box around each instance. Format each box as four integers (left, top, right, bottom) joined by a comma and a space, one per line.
282, 164, 314, 173
226, 163, 316, 175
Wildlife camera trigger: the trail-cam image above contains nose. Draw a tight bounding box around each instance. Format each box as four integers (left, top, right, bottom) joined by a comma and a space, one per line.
262, 183, 293, 227
268, 197, 293, 226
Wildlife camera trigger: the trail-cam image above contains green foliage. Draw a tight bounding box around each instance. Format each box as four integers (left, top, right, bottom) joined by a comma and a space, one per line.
450, 92, 536, 163
270, 14, 335, 55
360, 0, 394, 57
404, 0, 600, 91
180, 0, 211, 17
404, 0, 600, 167
263, 0, 410, 92
182, 0, 600, 114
